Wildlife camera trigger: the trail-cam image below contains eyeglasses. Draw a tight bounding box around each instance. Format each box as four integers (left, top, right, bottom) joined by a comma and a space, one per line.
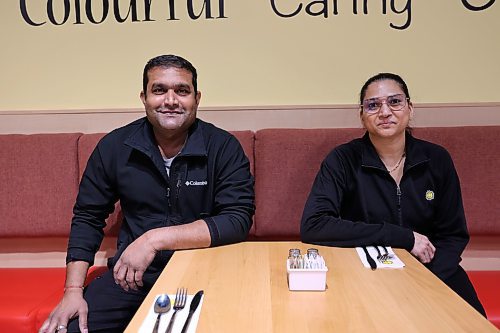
361, 94, 409, 114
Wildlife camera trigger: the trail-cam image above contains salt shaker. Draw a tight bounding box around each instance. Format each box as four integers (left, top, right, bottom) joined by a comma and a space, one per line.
307, 248, 319, 259
288, 249, 301, 269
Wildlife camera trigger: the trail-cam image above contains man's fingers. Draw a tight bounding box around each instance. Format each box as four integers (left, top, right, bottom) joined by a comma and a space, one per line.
126, 268, 138, 291
113, 262, 125, 284
55, 323, 68, 332
113, 263, 129, 291
113, 260, 122, 283
38, 319, 50, 332
135, 270, 144, 288
47, 319, 68, 333
78, 307, 89, 333
47, 316, 63, 333
39, 308, 59, 332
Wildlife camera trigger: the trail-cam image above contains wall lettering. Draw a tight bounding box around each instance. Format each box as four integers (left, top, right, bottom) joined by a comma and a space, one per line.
461, 0, 495, 11
19, 0, 226, 26
271, 0, 411, 30
19, 0, 496, 30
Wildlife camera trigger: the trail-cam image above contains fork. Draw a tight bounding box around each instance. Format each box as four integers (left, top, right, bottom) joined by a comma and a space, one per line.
381, 246, 393, 261
165, 288, 187, 333
374, 246, 383, 262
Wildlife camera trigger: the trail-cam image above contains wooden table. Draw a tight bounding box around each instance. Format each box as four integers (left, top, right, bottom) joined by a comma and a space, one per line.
125, 242, 497, 332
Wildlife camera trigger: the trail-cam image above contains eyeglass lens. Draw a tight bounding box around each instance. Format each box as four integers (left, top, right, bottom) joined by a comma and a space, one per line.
363, 94, 407, 113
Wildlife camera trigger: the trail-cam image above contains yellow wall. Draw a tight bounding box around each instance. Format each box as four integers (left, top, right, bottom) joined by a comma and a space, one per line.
1, 1, 499, 112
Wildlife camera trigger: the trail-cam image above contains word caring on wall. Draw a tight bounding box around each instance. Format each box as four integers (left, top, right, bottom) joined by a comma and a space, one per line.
20, 0, 497, 30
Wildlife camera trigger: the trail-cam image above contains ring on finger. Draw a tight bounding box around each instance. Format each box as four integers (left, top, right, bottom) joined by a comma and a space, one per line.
56, 324, 67, 331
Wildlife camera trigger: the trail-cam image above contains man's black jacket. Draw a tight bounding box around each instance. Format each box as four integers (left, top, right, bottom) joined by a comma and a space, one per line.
67, 118, 255, 279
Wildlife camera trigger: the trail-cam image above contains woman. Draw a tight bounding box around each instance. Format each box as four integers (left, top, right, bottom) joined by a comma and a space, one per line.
300, 73, 485, 315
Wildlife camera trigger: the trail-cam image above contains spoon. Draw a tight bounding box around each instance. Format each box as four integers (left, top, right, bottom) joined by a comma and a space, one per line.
152, 294, 171, 333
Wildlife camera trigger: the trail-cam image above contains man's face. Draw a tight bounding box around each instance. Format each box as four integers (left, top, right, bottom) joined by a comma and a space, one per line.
140, 66, 201, 135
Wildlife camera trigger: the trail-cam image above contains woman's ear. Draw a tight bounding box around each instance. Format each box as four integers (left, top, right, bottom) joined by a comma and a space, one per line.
360, 109, 367, 129
408, 101, 414, 120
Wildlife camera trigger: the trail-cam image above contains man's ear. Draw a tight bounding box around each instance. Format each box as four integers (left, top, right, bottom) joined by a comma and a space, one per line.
140, 91, 146, 105
195, 91, 202, 106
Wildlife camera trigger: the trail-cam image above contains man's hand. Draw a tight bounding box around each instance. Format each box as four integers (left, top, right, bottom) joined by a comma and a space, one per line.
113, 231, 158, 291
113, 221, 210, 291
38, 289, 88, 333
411, 232, 436, 263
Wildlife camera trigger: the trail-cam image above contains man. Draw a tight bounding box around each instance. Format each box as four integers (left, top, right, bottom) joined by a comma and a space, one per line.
40, 55, 255, 333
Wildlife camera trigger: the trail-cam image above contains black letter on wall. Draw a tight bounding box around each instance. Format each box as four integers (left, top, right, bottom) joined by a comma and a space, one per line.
270, 0, 302, 18
305, 0, 328, 18
218, 0, 227, 18
188, 0, 212, 19
86, 0, 109, 24
114, 0, 139, 23
20, 0, 46, 26
143, 0, 154, 21
390, 0, 411, 30
462, 0, 495, 11
74, 0, 83, 24
47, 0, 70, 25
167, 0, 179, 21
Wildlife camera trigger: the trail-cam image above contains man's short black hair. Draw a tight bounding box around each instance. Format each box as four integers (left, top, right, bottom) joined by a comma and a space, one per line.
142, 54, 198, 94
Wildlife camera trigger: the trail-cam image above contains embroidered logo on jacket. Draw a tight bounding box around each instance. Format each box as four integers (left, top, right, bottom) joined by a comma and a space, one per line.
425, 190, 435, 201
185, 180, 208, 186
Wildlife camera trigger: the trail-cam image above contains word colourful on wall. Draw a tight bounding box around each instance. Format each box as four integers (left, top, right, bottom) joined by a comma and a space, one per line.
20, 0, 497, 30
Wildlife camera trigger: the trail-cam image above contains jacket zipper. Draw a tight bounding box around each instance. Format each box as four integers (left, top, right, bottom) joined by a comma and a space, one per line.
176, 176, 182, 200
396, 185, 402, 226
166, 186, 171, 207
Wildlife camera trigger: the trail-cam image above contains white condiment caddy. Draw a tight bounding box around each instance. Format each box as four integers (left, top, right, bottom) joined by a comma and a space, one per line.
286, 248, 328, 291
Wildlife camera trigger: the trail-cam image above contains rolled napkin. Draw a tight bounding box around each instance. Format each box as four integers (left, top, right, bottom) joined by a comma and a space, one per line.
356, 246, 405, 269
139, 293, 204, 333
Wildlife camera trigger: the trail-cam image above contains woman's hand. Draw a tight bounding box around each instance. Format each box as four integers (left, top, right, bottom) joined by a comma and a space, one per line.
411, 232, 436, 263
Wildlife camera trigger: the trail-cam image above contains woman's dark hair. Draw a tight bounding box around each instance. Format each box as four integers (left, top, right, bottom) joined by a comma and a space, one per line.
142, 54, 198, 94
359, 72, 411, 105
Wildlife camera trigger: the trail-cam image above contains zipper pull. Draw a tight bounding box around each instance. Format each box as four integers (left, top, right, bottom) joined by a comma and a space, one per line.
166, 186, 171, 207
396, 186, 402, 207
396, 186, 403, 226
176, 178, 182, 199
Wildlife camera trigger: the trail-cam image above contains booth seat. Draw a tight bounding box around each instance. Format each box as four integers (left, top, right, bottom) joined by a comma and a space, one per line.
0, 266, 107, 333
468, 271, 500, 328
1, 126, 499, 331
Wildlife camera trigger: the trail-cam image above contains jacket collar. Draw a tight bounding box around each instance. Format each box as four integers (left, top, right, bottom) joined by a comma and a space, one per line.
124, 118, 207, 158
123, 118, 207, 181
179, 119, 208, 158
361, 131, 429, 172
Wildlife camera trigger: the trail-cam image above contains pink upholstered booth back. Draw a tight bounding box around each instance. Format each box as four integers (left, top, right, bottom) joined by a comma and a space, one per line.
413, 127, 500, 235
253, 128, 364, 240
0, 134, 81, 237
253, 126, 500, 239
1, 126, 498, 239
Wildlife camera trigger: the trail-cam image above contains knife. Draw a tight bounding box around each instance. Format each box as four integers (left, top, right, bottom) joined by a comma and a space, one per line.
362, 246, 377, 270
180, 290, 204, 333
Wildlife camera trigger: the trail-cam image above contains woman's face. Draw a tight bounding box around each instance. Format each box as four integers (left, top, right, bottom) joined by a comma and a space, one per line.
360, 79, 413, 140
